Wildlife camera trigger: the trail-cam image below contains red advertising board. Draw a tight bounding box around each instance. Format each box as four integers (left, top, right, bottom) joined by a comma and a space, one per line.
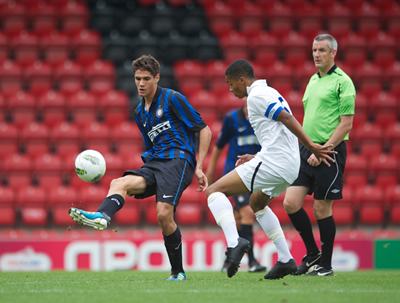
0, 233, 373, 271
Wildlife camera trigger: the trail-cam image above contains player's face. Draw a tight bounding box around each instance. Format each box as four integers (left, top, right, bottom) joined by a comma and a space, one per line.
225, 75, 247, 99
134, 69, 159, 98
312, 40, 336, 72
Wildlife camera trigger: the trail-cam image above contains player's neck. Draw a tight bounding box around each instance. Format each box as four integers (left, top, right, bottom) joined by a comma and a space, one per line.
318, 62, 335, 77
144, 87, 158, 110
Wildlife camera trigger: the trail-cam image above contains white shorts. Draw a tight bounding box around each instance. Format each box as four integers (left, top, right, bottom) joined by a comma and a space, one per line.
235, 156, 293, 198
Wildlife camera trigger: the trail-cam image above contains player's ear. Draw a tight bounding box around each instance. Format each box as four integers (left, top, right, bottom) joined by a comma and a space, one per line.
155, 73, 160, 83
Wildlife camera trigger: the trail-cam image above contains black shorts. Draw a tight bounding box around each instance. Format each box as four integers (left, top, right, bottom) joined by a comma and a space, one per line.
291, 141, 347, 200
123, 158, 194, 207
232, 193, 251, 211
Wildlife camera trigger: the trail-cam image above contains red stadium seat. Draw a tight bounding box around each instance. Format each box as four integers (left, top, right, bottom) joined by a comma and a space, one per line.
20, 122, 50, 156
337, 228, 368, 239
10, 31, 40, 66
0, 32, 9, 63
269, 193, 291, 225
7, 91, 36, 127
144, 204, 158, 225
16, 185, 47, 207
369, 92, 398, 128
370, 229, 400, 239
31, 229, 59, 239
179, 185, 205, 205
37, 90, 67, 127
384, 185, 400, 224
21, 207, 48, 226
111, 122, 143, 156
114, 206, 141, 225
326, 4, 352, 38
341, 33, 368, 68
294, 61, 317, 93
355, 3, 382, 38
86, 60, 116, 95
52, 206, 77, 226
369, 153, 399, 188
296, 4, 323, 39
352, 123, 384, 156
384, 122, 400, 157
187, 90, 217, 111
370, 32, 397, 68
281, 32, 310, 67
40, 31, 71, 67
266, 2, 294, 36
82, 122, 112, 155
3, 153, 33, 189
386, 61, 400, 97
250, 31, 279, 64
175, 204, 203, 225
51, 122, 82, 156
264, 61, 294, 95
0, 122, 19, 157
355, 185, 385, 225
343, 153, 369, 186
99, 90, 129, 126
355, 62, 383, 95
29, 2, 58, 35
0, 61, 24, 96
72, 30, 102, 66
67, 90, 98, 126
79, 185, 108, 208
54, 60, 84, 96
173, 60, 204, 95
0, 2, 27, 35
205, 60, 230, 95
59, 1, 89, 35
383, 3, 400, 39
219, 31, 250, 62
352, 92, 370, 128
0, 206, 16, 226
205, 2, 235, 36
332, 185, 355, 225
33, 153, 64, 189
48, 186, 78, 207
25, 61, 54, 96
284, 90, 304, 117
217, 91, 246, 113
236, 2, 265, 35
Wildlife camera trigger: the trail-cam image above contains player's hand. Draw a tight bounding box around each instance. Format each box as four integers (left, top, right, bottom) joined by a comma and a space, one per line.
195, 169, 208, 192
307, 153, 322, 167
309, 143, 337, 167
235, 154, 255, 166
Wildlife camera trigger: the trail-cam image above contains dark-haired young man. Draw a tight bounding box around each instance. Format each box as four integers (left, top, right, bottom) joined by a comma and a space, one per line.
69, 54, 212, 281
283, 34, 355, 277
206, 58, 336, 279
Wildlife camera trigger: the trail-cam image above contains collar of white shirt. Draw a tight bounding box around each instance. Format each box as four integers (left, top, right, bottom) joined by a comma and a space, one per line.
246, 79, 267, 95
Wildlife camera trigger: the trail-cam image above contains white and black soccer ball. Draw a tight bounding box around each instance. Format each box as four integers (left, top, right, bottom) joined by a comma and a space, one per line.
75, 150, 106, 182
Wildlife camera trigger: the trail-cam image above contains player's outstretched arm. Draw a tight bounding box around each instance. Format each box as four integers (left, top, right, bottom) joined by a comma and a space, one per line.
276, 110, 337, 167
195, 125, 212, 192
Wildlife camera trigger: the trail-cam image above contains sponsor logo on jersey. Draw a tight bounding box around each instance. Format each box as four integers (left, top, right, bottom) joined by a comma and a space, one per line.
148, 121, 171, 142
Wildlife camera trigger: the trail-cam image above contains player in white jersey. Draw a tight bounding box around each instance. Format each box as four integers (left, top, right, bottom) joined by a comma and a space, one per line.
206, 59, 336, 279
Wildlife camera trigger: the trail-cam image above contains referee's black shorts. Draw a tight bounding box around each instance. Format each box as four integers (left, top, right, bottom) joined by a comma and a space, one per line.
123, 158, 194, 208
291, 141, 347, 200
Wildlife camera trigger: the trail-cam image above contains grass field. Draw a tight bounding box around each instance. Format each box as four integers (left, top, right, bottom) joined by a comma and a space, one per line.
1, 270, 400, 303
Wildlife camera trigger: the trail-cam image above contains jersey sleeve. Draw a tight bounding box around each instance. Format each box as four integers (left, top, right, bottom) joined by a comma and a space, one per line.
216, 113, 233, 149
170, 92, 207, 132
338, 77, 356, 116
252, 93, 287, 121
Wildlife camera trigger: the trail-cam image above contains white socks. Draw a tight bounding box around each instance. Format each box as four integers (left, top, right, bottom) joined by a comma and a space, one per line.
255, 206, 292, 263
208, 192, 239, 248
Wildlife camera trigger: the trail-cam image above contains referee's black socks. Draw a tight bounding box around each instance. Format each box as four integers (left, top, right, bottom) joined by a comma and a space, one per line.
164, 227, 184, 274
317, 215, 336, 270
288, 207, 320, 257
96, 194, 125, 221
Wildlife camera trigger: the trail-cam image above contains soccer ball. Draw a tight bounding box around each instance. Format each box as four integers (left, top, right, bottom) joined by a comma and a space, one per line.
75, 150, 106, 182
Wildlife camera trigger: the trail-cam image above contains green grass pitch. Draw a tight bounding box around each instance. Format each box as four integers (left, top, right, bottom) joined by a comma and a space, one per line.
1, 270, 400, 303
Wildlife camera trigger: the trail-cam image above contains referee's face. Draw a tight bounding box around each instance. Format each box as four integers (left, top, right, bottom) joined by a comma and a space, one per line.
312, 40, 336, 72
225, 75, 247, 99
135, 70, 159, 99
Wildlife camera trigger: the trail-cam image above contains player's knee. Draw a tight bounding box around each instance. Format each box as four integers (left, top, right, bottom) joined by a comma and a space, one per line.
109, 177, 125, 190
283, 197, 300, 214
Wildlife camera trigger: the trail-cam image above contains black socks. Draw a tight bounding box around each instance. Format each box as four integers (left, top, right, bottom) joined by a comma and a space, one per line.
317, 216, 336, 270
96, 194, 125, 221
288, 207, 320, 257
238, 224, 256, 264
164, 227, 184, 274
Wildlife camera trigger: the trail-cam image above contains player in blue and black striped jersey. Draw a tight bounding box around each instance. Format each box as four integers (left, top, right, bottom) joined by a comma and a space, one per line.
69, 55, 212, 281
206, 97, 266, 273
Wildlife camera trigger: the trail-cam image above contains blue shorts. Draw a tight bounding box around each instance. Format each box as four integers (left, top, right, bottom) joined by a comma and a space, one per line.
232, 193, 251, 211
123, 158, 194, 207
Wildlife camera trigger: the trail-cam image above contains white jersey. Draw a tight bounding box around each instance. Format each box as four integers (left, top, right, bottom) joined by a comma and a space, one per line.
246, 80, 300, 184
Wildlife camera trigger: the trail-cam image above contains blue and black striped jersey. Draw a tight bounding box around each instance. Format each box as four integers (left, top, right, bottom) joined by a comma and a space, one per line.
135, 86, 207, 169
216, 107, 261, 175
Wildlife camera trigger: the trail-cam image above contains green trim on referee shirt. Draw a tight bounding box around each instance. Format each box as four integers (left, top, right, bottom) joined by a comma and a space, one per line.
302, 65, 356, 144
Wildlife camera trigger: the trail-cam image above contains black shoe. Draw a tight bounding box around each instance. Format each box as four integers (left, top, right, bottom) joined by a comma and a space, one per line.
303, 265, 334, 276
293, 252, 321, 275
248, 261, 267, 273
225, 237, 250, 278
264, 259, 297, 280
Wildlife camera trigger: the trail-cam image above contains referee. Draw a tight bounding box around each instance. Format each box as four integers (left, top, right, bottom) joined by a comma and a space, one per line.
283, 34, 356, 276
